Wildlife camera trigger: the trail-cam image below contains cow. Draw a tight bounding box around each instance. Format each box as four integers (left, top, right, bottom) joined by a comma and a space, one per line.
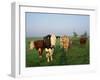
60, 35, 70, 64
29, 40, 45, 58
29, 34, 56, 62
80, 36, 87, 45
60, 35, 70, 50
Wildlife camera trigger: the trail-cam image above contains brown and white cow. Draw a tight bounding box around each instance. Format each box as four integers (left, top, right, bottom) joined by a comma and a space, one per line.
44, 34, 56, 62
29, 40, 45, 58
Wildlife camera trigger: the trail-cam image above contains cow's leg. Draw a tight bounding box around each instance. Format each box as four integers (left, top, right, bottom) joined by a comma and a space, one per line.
38, 48, 42, 58
49, 49, 53, 61
64, 48, 68, 57
45, 48, 50, 62
50, 55, 53, 61
46, 53, 49, 62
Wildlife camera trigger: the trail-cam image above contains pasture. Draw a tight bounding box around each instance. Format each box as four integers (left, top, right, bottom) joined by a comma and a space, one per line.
26, 37, 89, 67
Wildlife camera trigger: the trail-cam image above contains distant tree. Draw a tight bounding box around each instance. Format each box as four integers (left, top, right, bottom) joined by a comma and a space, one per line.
73, 32, 78, 37
81, 32, 87, 38
83, 32, 87, 37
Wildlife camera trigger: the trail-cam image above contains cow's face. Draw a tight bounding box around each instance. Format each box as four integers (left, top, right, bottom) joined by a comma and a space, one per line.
50, 34, 56, 47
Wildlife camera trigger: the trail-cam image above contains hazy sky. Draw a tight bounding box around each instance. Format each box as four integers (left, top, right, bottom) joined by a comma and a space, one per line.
26, 12, 89, 37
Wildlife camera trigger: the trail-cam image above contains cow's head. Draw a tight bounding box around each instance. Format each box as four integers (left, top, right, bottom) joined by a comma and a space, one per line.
50, 33, 56, 47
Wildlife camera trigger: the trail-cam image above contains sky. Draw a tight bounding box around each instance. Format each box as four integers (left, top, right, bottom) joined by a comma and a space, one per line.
26, 12, 89, 37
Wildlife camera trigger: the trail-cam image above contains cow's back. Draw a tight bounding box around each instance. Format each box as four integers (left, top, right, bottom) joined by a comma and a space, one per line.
34, 40, 44, 49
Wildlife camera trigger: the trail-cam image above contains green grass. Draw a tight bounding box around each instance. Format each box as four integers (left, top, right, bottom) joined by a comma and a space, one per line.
26, 37, 89, 67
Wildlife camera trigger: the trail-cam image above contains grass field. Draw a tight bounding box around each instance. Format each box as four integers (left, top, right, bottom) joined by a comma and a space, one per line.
26, 37, 89, 67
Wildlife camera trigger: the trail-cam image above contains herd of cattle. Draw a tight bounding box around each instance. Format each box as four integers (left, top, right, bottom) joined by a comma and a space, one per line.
29, 34, 88, 63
